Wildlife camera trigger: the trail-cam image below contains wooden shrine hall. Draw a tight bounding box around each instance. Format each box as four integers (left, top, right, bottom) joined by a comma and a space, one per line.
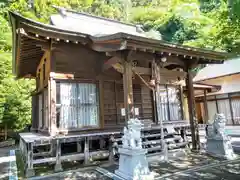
9, 7, 229, 177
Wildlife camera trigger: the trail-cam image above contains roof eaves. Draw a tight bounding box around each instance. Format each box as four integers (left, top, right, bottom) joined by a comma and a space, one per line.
9, 11, 89, 42
91, 33, 230, 61
194, 72, 240, 83
8, 11, 17, 75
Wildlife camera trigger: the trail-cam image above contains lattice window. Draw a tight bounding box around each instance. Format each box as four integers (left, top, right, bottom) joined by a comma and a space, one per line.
157, 85, 182, 121
56, 82, 99, 129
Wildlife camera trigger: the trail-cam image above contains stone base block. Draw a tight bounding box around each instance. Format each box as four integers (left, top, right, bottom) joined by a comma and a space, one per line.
25, 168, 35, 178
54, 163, 63, 172
114, 148, 153, 180
206, 138, 237, 160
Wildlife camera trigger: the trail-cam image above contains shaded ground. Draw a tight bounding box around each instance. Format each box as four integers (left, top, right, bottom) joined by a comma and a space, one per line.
152, 152, 240, 180
31, 151, 240, 180
29, 168, 112, 180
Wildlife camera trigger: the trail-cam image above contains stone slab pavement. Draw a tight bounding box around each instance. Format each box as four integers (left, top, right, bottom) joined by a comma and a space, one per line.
30, 151, 240, 180
0, 146, 16, 180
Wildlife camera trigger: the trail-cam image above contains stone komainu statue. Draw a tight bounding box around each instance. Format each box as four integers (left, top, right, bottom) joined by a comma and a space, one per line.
122, 118, 142, 149
207, 113, 227, 140
206, 113, 237, 160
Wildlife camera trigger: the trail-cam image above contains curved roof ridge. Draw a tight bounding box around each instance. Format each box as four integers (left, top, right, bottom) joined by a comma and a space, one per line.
52, 5, 138, 28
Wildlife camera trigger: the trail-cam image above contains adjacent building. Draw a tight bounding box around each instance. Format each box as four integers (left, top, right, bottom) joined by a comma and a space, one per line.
194, 58, 240, 125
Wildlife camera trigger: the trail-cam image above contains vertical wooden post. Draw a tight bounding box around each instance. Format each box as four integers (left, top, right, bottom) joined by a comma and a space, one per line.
84, 137, 90, 164
151, 60, 158, 124
114, 81, 119, 125
153, 59, 165, 151
77, 139, 82, 152
228, 94, 235, 125
203, 89, 209, 123
99, 80, 105, 128
49, 78, 57, 136
100, 138, 105, 149
54, 139, 62, 172
166, 84, 171, 120
123, 60, 135, 123
4, 124, 7, 141
185, 68, 200, 150
215, 96, 219, 113
109, 135, 116, 163
179, 85, 185, 120
25, 142, 35, 177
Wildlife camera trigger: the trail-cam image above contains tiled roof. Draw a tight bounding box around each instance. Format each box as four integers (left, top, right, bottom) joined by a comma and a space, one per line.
194, 58, 240, 82
50, 7, 146, 38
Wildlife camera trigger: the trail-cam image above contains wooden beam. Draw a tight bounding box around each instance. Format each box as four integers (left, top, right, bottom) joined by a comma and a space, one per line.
163, 56, 185, 68
102, 56, 121, 71
185, 69, 200, 150
123, 60, 135, 122
50, 72, 74, 79
111, 63, 186, 81
106, 51, 185, 68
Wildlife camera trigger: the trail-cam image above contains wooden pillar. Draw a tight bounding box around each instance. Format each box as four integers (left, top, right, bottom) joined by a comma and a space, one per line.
228, 94, 235, 125
108, 135, 115, 163
54, 139, 62, 172
25, 142, 35, 177
166, 84, 171, 120
99, 80, 105, 128
123, 60, 135, 123
151, 60, 158, 124
77, 140, 82, 153
100, 138, 105, 149
203, 89, 209, 123
179, 85, 185, 120
153, 59, 165, 150
49, 77, 57, 136
185, 68, 200, 150
84, 137, 90, 164
31, 95, 37, 131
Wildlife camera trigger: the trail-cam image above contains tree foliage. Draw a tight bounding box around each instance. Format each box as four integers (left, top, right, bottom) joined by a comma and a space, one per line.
0, 0, 239, 131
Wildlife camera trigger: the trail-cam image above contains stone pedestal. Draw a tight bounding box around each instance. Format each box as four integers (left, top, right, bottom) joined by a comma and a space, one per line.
206, 137, 236, 160
206, 113, 237, 160
115, 148, 153, 180
114, 118, 154, 180
25, 168, 35, 178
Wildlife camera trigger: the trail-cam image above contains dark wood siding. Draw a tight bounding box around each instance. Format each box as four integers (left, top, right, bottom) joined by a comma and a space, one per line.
103, 81, 118, 127
52, 43, 106, 79
141, 85, 153, 120
103, 81, 153, 127
31, 94, 39, 130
